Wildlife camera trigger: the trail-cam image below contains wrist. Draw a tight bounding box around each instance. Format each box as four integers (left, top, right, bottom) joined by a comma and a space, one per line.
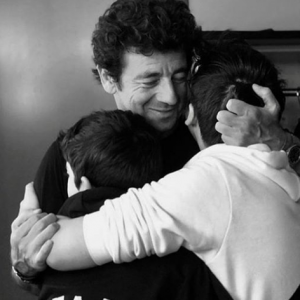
281, 131, 300, 151
12, 265, 37, 284
264, 124, 288, 151
12, 261, 39, 283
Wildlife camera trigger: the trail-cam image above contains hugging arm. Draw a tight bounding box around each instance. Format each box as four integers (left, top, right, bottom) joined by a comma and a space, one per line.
11, 140, 72, 291
11, 183, 105, 272
47, 166, 229, 271
10, 184, 60, 293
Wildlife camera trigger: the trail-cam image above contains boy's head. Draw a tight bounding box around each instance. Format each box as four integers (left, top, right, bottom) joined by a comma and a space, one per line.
187, 38, 286, 148
59, 110, 163, 197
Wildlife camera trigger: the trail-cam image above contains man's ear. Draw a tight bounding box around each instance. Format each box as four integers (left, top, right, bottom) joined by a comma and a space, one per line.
79, 176, 92, 192
185, 103, 198, 127
97, 65, 117, 94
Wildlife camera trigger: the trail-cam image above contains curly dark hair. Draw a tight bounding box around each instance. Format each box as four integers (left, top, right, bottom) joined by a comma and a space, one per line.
91, 0, 199, 84
189, 37, 286, 146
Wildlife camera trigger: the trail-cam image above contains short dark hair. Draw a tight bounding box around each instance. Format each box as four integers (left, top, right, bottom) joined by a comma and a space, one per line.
189, 38, 286, 146
59, 110, 163, 190
91, 0, 200, 84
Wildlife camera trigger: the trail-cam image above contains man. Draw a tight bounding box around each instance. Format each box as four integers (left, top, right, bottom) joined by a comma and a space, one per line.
10, 0, 300, 299
10, 1, 227, 299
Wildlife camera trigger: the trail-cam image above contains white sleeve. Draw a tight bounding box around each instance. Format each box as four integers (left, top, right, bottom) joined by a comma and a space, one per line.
83, 158, 230, 265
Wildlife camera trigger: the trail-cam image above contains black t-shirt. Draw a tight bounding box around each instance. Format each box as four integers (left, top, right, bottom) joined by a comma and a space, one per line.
34, 120, 233, 300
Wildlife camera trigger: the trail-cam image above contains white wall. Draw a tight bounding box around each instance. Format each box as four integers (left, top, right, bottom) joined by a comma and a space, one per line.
190, 0, 300, 31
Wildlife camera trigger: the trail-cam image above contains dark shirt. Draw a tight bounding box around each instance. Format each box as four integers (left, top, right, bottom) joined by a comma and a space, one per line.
34, 120, 233, 300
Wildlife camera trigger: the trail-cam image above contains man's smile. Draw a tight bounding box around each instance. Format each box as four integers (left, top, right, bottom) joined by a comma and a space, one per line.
149, 107, 176, 117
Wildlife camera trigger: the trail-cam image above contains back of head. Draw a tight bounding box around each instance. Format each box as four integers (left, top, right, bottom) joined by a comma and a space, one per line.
60, 110, 163, 190
92, 0, 199, 83
189, 37, 286, 146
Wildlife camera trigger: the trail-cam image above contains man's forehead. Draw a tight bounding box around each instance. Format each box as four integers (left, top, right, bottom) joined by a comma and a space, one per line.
121, 50, 187, 77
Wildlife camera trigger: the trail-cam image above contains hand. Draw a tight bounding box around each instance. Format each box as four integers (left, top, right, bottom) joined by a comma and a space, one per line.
10, 183, 60, 277
215, 84, 286, 150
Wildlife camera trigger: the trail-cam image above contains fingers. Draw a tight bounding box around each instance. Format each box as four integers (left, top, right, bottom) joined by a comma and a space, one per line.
216, 110, 241, 145
215, 121, 241, 146
11, 212, 48, 245
31, 213, 58, 232
35, 240, 54, 268
26, 219, 60, 272
216, 110, 239, 127
30, 214, 59, 246
11, 213, 56, 266
11, 209, 42, 230
225, 99, 252, 116
252, 84, 279, 114
215, 110, 257, 146
11, 213, 60, 272
215, 121, 232, 137
11, 213, 58, 252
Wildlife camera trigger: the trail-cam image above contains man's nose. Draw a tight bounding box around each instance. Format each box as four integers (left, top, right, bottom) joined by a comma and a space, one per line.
157, 79, 178, 106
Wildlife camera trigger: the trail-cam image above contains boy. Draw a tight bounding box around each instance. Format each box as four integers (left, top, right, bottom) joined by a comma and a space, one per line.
57, 109, 162, 217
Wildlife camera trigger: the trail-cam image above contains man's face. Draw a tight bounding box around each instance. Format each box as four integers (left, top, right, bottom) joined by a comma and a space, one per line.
113, 51, 188, 133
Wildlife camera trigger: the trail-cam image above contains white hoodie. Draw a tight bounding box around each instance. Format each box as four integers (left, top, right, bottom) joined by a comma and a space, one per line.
84, 144, 300, 300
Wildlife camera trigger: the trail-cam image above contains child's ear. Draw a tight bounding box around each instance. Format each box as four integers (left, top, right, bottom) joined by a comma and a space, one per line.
79, 176, 92, 192
97, 65, 117, 94
185, 103, 198, 127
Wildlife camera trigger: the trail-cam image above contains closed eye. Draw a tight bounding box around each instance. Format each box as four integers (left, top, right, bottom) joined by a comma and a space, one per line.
172, 72, 188, 84
141, 80, 160, 88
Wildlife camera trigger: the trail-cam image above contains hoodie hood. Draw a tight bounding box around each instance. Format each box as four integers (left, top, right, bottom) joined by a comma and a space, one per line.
200, 143, 300, 202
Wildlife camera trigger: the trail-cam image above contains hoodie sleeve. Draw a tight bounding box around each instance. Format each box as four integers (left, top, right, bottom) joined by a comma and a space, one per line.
83, 155, 231, 265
